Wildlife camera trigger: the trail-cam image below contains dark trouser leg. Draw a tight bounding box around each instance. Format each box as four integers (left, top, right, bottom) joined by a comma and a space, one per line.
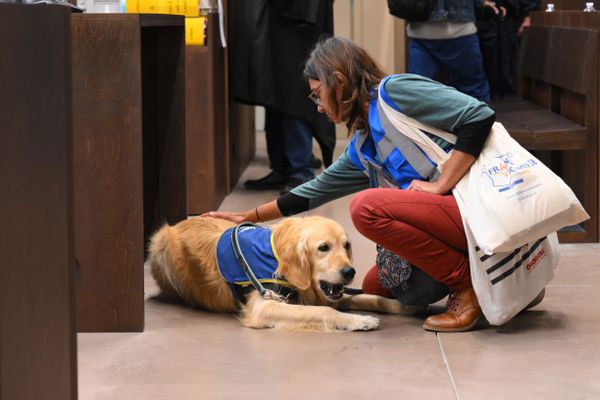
265, 107, 290, 176
362, 264, 449, 306
281, 113, 314, 182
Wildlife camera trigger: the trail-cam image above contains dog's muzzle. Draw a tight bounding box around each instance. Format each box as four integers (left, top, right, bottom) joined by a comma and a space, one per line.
319, 266, 356, 300
319, 280, 345, 300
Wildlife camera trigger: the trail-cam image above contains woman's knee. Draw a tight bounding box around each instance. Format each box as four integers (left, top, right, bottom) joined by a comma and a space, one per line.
349, 189, 380, 233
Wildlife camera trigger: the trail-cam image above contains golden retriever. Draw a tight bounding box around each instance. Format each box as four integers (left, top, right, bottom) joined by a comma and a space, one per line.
148, 215, 419, 332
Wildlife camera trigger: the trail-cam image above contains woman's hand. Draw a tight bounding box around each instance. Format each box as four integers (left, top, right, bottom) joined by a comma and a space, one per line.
407, 179, 446, 195
200, 210, 251, 224
483, 1, 506, 17
407, 150, 477, 195
518, 16, 531, 35
200, 201, 284, 224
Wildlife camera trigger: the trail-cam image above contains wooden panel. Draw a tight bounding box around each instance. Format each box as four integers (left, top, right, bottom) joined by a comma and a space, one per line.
228, 101, 256, 189
539, 0, 586, 11
0, 4, 77, 399
186, 3, 254, 202
505, 23, 599, 242
561, 90, 586, 126
71, 14, 145, 332
530, 81, 552, 107
520, 27, 598, 96
532, 9, 600, 28
141, 23, 187, 237
499, 110, 587, 149
71, 14, 184, 331
529, 12, 600, 244
186, 13, 229, 214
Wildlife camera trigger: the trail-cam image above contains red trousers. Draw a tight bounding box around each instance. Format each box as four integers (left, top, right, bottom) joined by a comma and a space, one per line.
350, 188, 471, 291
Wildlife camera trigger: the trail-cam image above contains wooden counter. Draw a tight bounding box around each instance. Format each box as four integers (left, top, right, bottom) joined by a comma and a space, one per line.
71, 13, 186, 331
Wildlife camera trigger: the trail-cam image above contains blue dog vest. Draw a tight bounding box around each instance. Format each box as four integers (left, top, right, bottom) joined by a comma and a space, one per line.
216, 225, 290, 301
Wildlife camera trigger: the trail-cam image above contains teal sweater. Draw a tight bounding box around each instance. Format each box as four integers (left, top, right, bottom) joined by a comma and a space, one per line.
279, 74, 495, 213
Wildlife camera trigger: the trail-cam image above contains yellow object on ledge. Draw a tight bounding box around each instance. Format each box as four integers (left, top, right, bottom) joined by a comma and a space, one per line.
185, 16, 206, 46
125, 0, 199, 17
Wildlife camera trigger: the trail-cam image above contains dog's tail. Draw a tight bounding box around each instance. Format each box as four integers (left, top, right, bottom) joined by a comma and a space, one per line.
148, 224, 185, 299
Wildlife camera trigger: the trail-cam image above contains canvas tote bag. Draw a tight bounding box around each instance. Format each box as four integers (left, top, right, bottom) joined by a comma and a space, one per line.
377, 95, 589, 254
463, 224, 561, 325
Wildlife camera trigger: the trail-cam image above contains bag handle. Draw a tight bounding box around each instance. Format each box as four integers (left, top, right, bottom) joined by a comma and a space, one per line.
377, 85, 456, 166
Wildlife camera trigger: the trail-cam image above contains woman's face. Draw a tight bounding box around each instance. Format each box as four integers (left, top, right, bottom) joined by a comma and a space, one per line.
308, 78, 343, 124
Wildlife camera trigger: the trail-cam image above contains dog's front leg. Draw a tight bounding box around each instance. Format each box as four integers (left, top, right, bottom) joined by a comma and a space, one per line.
337, 294, 422, 315
240, 293, 379, 332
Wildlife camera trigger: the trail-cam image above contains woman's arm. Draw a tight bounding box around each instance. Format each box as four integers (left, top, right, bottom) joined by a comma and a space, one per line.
203, 200, 283, 224
385, 75, 494, 121
384, 74, 496, 194
203, 149, 369, 223
282, 149, 369, 213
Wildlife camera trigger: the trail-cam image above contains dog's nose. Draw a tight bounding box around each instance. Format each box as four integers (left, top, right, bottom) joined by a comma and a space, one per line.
340, 266, 356, 281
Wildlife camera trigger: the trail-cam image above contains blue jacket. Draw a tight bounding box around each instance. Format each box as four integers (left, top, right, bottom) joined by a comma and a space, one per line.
347, 75, 454, 189
428, 0, 485, 23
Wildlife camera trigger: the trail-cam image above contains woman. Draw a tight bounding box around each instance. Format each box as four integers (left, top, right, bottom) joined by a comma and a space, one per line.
206, 37, 496, 332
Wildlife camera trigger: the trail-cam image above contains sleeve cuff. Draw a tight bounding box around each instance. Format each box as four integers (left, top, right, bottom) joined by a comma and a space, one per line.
276, 192, 311, 216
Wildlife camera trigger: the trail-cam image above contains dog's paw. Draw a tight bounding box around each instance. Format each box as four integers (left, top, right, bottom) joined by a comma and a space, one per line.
342, 314, 380, 331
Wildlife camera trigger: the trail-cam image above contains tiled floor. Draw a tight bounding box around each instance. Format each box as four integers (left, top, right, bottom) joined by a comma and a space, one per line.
78, 133, 600, 400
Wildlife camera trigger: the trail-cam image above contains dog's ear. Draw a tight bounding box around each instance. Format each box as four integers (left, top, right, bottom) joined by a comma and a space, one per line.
274, 221, 312, 291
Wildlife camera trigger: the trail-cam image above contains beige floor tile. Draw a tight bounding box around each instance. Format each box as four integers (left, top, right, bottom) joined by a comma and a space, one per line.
440, 251, 600, 400
79, 267, 454, 400
78, 132, 600, 400
549, 243, 600, 287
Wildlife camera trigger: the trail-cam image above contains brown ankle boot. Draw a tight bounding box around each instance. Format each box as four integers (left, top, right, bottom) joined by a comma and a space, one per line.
423, 286, 482, 332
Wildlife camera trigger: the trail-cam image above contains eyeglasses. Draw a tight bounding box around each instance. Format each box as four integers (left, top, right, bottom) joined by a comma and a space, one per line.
308, 84, 322, 106
308, 91, 321, 106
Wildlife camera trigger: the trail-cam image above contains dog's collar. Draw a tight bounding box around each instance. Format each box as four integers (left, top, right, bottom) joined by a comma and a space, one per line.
233, 278, 297, 305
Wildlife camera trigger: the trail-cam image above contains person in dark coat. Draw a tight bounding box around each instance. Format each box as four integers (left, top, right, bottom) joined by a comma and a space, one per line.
476, 0, 540, 99
229, 0, 336, 193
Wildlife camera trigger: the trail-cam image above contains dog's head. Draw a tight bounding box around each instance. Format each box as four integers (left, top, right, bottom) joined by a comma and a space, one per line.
272, 216, 354, 302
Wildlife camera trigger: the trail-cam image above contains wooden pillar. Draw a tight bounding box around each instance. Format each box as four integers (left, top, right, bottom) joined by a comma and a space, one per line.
0, 4, 77, 399
71, 14, 186, 331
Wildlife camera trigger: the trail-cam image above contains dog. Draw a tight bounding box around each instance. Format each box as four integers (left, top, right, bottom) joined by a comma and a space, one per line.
148, 215, 419, 332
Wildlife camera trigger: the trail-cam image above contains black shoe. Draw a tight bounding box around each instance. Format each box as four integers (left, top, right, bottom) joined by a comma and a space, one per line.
244, 171, 288, 190
279, 177, 305, 195
311, 154, 323, 169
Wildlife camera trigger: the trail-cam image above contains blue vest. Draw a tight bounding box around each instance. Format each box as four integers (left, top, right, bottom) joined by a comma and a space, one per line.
347, 75, 454, 189
216, 225, 285, 288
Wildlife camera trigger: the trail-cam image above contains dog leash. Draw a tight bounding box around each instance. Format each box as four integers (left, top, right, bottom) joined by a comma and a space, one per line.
230, 222, 292, 303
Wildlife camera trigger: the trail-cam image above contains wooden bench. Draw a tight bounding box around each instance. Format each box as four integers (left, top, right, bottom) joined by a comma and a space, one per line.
491, 26, 599, 243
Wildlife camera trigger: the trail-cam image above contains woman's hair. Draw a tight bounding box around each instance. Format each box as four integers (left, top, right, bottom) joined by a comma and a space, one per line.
304, 36, 387, 135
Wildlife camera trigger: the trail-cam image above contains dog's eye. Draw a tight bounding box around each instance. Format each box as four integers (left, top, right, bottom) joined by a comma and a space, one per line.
344, 242, 351, 252
318, 243, 330, 252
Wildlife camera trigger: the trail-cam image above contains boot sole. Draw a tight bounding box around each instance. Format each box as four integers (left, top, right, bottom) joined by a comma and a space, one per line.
522, 288, 545, 312
422, 315, 481, 333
